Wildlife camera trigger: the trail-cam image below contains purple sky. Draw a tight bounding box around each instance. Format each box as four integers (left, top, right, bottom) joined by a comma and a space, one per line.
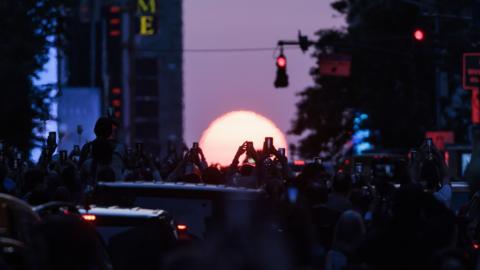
184, 0, 344, 146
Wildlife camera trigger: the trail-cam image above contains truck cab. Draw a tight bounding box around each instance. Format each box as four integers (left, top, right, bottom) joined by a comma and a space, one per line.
92, 181, 266, 239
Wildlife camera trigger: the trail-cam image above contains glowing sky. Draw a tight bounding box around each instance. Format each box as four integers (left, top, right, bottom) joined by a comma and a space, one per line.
35, 1, 344, 155
184, 0, 344, 148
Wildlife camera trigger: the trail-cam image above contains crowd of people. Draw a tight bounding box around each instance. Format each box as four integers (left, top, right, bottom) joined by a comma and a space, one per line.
0, 116, 479, 270
1, 117, 293, 205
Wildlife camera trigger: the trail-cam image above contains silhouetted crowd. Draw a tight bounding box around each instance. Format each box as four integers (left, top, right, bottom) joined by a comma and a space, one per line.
0, 117, 479, 270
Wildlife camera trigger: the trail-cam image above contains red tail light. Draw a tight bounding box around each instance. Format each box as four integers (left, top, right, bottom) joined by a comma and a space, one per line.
176, 224, 188, 231
293, 160, 305, 166
82, 214, 96, 221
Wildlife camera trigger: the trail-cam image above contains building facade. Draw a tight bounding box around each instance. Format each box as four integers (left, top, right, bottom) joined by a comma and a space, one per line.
63, 0, 183, 155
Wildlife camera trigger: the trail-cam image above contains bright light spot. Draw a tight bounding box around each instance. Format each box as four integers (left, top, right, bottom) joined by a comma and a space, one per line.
177, 224, 188, 231
82, 214, 96, 221
352, 129, 371, 143
200, 111, 288, 165
355, 142, 373, 154
414, 29, 424, 41
293, 160, 305, 166
277, 56, 286, 67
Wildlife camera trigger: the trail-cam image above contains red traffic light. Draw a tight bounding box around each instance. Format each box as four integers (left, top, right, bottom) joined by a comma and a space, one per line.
110, 6, 121, 13
413, 29, 424, 41
277, 55, 287, 68
111, 87, 121, 95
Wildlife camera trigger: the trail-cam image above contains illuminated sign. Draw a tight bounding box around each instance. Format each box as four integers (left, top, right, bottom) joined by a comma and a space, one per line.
464, 53, 480, 90
425, 131, 454, 151
463, 53, 480, 124
319, 54, 351, 77
137, 0, 156, 36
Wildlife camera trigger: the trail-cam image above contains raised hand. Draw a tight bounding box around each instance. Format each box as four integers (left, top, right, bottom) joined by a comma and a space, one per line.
234, 142, 247, 159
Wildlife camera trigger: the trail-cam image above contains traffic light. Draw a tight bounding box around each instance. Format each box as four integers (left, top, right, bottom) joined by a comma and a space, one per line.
106, 5, 123, 120
274, 52, 289, 88
413, 29, 424, 41
108, 6, 122, 37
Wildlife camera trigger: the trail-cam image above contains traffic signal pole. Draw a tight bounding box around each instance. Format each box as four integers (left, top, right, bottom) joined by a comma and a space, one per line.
273, 31, 314, 88
277, 31, 315, 53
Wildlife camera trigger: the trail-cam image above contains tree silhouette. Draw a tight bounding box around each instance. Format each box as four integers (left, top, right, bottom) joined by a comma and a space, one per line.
0, 0, 70, 151
291, 0, 472, 159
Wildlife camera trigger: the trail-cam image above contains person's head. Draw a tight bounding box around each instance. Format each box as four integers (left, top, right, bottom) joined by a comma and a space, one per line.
332, 172, 352, 195
91, 139, 113, 165
301, 163, 327, 182
93, 117, 113, 139
263, 159, 282, 180
333, 210, 365, 253
239, 164, 255, 177
202, 166, 224, 185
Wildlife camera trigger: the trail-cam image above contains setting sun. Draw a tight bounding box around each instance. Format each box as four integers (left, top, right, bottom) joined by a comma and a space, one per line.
199, 110, 287, 166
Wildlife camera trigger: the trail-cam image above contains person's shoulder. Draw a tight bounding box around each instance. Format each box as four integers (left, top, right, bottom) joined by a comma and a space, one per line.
81, 159, 93, 169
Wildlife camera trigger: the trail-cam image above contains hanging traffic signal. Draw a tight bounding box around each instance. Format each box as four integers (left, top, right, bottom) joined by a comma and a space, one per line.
274, 52, 289, 88
413, 29, 424, 41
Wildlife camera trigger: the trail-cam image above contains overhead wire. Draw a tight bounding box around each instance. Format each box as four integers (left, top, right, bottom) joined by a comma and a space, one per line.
139, 46, 301, 54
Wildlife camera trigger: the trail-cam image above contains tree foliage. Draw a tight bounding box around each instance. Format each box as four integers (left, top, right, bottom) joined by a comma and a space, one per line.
291, 0, 473, 159
0, 0, 69, 151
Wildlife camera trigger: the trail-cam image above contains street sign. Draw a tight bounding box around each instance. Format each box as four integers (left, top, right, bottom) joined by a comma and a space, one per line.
463, 53, 480, 90
319, 54, 351, 77
425, 131, 455, 151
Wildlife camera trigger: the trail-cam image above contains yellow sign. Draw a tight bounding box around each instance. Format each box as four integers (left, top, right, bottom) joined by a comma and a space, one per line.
139, 16, 155, 35
138, 0, 155, 13
137, 0, 156, 36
